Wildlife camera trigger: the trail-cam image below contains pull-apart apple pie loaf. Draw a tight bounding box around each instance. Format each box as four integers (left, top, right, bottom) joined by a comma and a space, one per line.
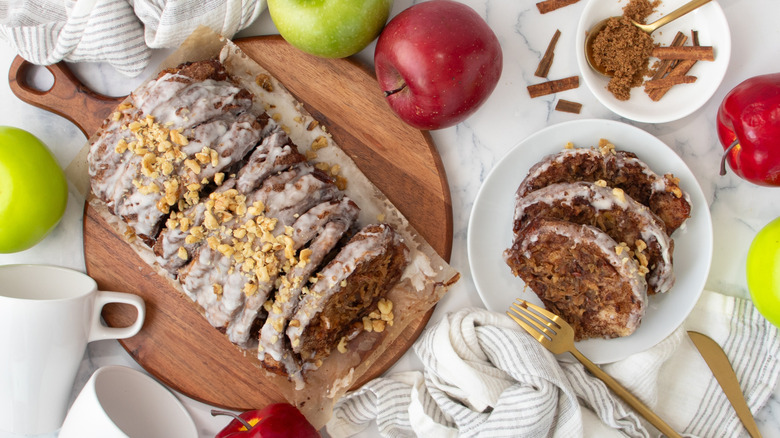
87, 59, 415, 382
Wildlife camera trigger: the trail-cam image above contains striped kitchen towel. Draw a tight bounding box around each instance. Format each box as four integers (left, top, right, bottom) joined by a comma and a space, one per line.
327, 290, 780, 437
0, 0, 266, 77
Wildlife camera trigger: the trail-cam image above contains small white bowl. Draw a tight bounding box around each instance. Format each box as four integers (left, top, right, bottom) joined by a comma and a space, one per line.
576, 0, 731, 123
59, 366, 197, 438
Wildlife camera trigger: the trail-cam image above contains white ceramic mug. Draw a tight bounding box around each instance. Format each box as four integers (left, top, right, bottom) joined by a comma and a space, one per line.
0, 264, 145, 435
59, 365, 197, 438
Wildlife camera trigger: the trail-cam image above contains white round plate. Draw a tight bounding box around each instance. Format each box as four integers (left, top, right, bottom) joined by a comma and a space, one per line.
467, 119, 712, 364
576, 0, 730, 123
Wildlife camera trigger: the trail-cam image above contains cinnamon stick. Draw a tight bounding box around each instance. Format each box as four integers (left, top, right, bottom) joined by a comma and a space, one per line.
650, 32, 688, 81
646, 29, 704, 101
536, 0, 580, 14
535, 29, 562, 78
647, 60, 698, 101
652, 46, 714, 61
527, 76, 579, 98
555, 99, 583, 114
644, 75, 697, 89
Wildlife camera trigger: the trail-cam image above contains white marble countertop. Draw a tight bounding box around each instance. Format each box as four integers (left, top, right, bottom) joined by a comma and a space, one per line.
1, 0, 779, 436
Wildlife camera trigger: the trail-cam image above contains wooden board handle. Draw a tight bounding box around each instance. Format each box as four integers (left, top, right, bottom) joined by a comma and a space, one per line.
8, 56, 125, 137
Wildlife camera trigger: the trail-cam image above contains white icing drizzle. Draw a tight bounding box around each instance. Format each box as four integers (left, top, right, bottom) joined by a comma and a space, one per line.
514, 181, 675, 293
236, 129, 303, 193
263, 168, 340, 228
286, 225, 399, 361
515, 146, 691, 231
154, 179, 236, 273
132, 73, 192, 113
231, 198, 358, 348
88, 65, 264, 242
147, 78, 250, 129
259, 206, 357, 370
177, 160, 343, 336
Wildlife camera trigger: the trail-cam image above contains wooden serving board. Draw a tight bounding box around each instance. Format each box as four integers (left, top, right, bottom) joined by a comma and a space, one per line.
8, 36, 453, 411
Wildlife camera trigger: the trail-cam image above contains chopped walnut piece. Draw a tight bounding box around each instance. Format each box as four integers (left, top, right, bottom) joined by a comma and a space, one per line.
123, 226, 137, 242
184, 159, 201, 175
335, 176, 348, 191
362, 316, 373, 332
372, 320, 386, 333
311, 135, 328, 150
636, 252, 649, 268
612, 187, 626, 203
243, 282, 258, 297
255, 73, 274, 92
337, 336, 349, 353
169, 129, 189, 146
161, 161, 174, 175
598, 139, 616, 156
115, 139, 128, 154
377, 298, 393, 315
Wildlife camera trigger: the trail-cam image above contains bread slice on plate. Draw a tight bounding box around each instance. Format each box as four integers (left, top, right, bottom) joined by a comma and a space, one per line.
505, 217, 647, 340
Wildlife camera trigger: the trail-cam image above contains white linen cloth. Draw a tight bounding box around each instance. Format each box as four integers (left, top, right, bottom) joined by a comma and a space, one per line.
328, 290, 780, 437
0, 0, 266, 77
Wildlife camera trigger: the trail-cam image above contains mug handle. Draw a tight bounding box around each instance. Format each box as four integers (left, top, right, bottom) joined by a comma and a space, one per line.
88, 291, 146, 342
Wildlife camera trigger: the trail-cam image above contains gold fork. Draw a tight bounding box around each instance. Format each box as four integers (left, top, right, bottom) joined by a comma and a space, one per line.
507, 299, 682, 438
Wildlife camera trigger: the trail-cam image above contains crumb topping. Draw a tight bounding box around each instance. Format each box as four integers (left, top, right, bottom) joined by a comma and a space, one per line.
360, 298, 395, 334
598, 138, 617, 156
169, 184, 309, 300
255, 73, 274, 92
114, 109, 225, 215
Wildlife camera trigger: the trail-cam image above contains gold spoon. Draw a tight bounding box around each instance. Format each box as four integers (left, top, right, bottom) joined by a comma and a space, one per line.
585, 0, 712, 76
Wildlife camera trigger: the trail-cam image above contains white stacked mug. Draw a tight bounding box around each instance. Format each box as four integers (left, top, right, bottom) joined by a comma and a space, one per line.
58, 365, 198, 437
0, 264, 145, 435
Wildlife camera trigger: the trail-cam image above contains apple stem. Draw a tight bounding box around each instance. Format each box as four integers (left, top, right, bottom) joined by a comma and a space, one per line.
211, 409, 252, 430
719, 139, 739, 176
384, 83, 407, 97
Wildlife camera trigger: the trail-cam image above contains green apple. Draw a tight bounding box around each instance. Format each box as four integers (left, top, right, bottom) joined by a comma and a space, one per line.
268, 0, 393, 58
0, 126, 68, 253
747, 216, 780, 328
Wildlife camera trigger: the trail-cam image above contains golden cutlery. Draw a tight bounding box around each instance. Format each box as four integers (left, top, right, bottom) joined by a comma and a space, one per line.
688, 331, 763, 438
507, 299, 682, 438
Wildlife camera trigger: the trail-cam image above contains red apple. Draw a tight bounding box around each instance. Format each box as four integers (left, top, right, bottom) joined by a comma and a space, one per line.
374, 0, 503, 130
212, 404, 320, 438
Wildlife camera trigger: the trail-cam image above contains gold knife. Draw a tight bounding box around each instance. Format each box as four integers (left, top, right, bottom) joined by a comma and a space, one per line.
688, 331, 763, 438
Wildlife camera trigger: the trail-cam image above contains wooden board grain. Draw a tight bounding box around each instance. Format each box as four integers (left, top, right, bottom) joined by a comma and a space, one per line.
75, 36, 453, 410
